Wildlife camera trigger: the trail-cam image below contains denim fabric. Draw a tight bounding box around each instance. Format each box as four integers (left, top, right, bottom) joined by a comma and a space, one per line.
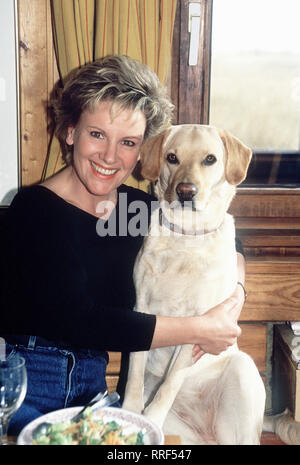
5, 341, 114, 436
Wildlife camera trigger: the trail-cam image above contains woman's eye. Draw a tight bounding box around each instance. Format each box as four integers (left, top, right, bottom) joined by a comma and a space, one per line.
90, 131, 104, 139
166, 153, 179, 164
122, 140, 135, 147
202, 154, 217, 165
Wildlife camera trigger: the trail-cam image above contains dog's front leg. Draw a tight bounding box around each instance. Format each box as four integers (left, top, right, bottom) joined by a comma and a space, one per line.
122, 350, 148, 414
143, 344, 194, 428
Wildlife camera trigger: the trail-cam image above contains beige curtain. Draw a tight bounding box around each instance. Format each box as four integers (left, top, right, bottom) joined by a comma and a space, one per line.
43, 0, 177, 191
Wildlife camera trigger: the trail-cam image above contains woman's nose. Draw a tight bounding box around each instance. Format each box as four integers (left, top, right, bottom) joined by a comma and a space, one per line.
101, 142, 118, 165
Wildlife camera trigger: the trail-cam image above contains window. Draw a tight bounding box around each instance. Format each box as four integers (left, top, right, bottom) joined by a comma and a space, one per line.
210, 0, 300, 187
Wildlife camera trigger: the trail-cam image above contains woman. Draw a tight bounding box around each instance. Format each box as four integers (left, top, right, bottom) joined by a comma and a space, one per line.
0, 55, 245, 435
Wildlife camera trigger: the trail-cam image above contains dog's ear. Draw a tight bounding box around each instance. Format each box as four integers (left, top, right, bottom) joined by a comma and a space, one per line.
218, 129, 252, 185
139, 129, 171, 181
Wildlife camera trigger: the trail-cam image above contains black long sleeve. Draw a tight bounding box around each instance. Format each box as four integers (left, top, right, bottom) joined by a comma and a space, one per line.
0, 184, 157, 352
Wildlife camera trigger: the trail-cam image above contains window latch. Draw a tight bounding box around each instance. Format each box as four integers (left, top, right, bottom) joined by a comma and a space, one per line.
188, 3, 201, 66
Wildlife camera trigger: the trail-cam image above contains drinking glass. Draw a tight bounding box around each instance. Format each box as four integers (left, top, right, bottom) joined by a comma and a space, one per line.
0, 355, 27, 445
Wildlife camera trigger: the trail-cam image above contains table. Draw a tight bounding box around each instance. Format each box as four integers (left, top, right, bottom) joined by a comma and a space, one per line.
164, 435, 181, 445
9, 435, 181, 445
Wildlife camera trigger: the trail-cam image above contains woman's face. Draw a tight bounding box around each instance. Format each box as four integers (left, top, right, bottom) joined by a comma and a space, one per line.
66, 100, 146, 201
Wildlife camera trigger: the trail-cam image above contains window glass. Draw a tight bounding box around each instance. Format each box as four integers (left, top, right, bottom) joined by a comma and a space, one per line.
210, 0, 300, 186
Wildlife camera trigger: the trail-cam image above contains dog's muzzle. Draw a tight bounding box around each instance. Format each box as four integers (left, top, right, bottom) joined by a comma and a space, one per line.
176, 182, 198, 203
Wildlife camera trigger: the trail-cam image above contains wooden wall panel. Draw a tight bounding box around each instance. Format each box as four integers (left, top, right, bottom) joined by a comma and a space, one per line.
18, 0, 58, 186
241, 261, 300, 321
106, 352, 121, 393
230, 189, 300, 219
106, 375, 119, 393
239, 324, 267, 373
107, 352, 122, 375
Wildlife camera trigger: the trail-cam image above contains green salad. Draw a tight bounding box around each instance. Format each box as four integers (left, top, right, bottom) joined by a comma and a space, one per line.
33, 407, 145, 445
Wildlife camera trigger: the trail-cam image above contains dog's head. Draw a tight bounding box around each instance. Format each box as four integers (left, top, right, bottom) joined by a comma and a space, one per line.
140, 125, 252, 229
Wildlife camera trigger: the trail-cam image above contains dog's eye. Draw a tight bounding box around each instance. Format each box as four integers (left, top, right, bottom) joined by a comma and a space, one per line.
202, 154, 217, 166
166, 153, 179, 164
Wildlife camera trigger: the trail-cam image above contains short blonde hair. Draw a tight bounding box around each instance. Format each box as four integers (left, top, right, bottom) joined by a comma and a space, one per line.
53, 55, 174, 162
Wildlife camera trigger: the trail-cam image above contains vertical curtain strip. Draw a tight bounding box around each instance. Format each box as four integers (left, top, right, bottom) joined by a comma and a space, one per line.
141, 0, 159, 75
45, 0, 96, 177
43, 0, 177, 187
52, 0, 95, 80
74, 0, 95, 66
95, 0, 177, 81
158, 0, 177, 83
95, 0, 143, 61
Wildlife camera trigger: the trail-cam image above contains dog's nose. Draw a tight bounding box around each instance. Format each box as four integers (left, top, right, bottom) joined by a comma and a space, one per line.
176, 182, 198, 202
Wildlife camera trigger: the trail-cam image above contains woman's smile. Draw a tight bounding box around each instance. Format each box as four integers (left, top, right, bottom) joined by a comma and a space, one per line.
90, 160, 118, 178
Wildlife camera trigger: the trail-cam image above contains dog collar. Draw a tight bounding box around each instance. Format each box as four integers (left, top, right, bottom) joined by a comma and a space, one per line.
159, 208, 222, 236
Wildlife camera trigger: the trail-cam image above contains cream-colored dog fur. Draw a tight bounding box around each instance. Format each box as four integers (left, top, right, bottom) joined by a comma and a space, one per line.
122, 124, 298, 445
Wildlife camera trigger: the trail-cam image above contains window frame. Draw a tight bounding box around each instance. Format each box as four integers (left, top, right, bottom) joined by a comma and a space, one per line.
168, 0, 300, 258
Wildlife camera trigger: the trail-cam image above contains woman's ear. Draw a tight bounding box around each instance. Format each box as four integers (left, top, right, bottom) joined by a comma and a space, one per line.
66, 127, 75, 146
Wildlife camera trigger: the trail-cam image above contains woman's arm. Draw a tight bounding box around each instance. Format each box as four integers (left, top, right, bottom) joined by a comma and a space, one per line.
151, 296, 241, 353
230, 251, 247, 315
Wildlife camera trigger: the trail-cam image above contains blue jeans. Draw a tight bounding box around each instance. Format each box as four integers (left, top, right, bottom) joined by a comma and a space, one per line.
5, 337, 115, 436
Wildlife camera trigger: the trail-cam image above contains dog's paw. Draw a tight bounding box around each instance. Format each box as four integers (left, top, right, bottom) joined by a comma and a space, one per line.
143, 406, 165, 429
122, 400, 144, 415
264, 409, 300, 445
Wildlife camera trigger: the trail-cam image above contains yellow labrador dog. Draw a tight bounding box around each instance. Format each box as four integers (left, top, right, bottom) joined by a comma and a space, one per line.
122, 125, 290, 445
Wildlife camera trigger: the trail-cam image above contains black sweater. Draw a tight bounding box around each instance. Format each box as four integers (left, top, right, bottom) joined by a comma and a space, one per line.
0, 184, 157, 352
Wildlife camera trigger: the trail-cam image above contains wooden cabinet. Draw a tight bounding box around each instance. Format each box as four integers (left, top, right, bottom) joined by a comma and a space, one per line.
273, 325, 300, 420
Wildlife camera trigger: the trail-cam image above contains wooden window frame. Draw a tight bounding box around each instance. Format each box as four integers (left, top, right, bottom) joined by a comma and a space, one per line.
169, 0, 212, 125
169, 0, 300, 259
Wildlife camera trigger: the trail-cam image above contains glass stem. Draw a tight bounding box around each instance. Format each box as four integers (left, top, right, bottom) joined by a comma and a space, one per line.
0, 416, 9, 445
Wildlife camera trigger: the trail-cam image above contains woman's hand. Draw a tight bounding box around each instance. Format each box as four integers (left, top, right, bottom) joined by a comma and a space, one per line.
192, 282, 246, 361
192, 345, 205, 362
